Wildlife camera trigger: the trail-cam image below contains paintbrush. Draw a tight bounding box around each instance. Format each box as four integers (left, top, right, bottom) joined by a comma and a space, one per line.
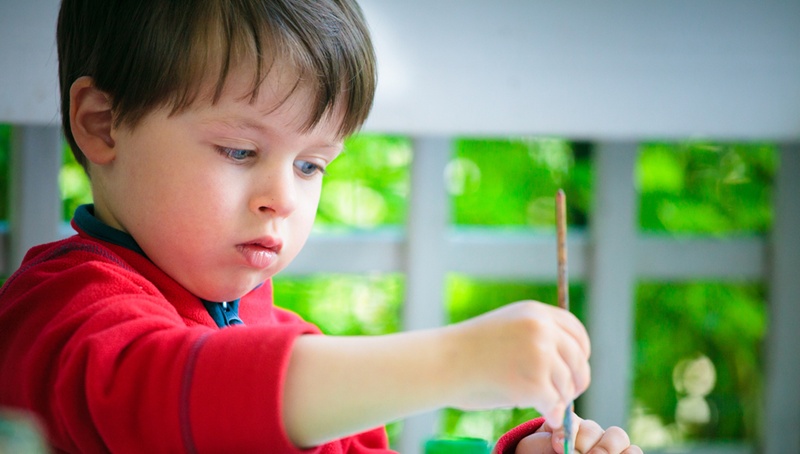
556, 189, 574, 454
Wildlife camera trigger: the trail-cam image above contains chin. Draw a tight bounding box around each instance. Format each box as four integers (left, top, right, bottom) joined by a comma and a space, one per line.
188, 270, 272, 302
193, 284, 252, 303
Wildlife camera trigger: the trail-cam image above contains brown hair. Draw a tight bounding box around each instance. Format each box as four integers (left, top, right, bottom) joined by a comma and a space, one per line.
57, 0, 377, 170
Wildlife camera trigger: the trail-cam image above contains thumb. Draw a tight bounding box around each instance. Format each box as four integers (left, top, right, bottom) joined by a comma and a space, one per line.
548, 412, 579, 454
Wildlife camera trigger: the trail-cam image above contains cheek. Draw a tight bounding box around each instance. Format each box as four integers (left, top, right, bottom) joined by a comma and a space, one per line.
301, 182, 323, 223
288, 183, 322, 239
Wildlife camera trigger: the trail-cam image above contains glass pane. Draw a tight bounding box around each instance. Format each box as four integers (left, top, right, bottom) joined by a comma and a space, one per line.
60, 143, 92, 221
315, 134, 412, 231
630, 282, 765, 449
637, 143, 776, 235
442, 275, 586, 442
450, 138, 591, 228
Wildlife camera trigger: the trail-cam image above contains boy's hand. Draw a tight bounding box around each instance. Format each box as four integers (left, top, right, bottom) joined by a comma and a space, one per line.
449, 301, 591, 425
515, 415, 643, 454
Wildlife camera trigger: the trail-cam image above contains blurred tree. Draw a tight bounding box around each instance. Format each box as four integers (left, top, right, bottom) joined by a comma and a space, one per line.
273, 274, 403, 336
316, 134, 411, 230
630, 142, 774, 447
450, 138, 591, 228
633, 282, 765, 445
638, 142, 776, 235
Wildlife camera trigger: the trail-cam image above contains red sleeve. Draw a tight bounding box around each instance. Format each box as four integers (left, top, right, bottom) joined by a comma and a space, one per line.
0, 243, 394, 453
493, 418, 546, 454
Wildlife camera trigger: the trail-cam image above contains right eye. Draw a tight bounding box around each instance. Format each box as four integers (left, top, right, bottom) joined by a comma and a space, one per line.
216, 146, 256, 162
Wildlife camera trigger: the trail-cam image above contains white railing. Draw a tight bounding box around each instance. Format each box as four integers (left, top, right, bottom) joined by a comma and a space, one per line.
2, 126, 798, 453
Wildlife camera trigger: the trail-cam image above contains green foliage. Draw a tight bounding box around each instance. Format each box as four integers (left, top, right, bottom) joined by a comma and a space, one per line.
633, 282, 766, 444
451, 138, 591, 228
273, 274, 404, 336
446, 275, 586, 326
316, 134, 412, 229
60, 143, 92, 220
630, 142, 773, 446
638, 143, 776, 235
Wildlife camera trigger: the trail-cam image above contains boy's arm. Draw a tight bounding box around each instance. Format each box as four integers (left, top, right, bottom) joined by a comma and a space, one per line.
282, 301, 590, 448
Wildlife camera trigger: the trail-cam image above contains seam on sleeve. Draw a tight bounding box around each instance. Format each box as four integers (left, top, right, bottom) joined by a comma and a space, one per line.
180, 332, 212, 454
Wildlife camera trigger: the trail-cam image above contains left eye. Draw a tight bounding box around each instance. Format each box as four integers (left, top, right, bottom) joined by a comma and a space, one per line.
295, 160, 326, 177
218, 147, 255, 161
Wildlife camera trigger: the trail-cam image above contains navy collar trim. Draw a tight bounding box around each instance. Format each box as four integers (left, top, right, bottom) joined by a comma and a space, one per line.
74, 204, 147, 257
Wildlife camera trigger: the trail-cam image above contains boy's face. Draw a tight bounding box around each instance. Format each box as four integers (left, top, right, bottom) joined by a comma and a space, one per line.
93, 68, 343, 302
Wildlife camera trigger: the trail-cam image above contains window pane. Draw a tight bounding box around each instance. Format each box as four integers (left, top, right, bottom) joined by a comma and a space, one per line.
637, 143, 776, 235
631, 282, 765, 449
315, 134, 412, 231
442, 275, 586, 442
450, 138, 591, 228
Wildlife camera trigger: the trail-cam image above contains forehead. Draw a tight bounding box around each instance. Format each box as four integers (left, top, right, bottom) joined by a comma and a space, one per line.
189, 65, 347, 140
185, 60, 345, 137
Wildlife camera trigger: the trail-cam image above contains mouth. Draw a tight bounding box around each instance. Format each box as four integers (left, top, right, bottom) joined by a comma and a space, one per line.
237, 237, 283, 269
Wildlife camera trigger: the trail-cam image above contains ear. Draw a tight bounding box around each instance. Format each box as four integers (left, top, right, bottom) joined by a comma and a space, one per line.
69, 76, 116, 165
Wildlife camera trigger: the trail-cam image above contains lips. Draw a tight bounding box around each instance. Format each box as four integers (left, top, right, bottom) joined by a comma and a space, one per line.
237, 237, 282, 269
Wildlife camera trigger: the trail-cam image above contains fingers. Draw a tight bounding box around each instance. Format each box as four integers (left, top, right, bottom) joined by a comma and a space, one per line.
574, 422, 642, 454
546, 412, 579, 451
551, 306, 591, 359
557, 333, 592, 395
457, 300, 590, 420
544, 360, 572, 426
546, 318, 591, 425
526, 302, 591, 423
572, 418, 603, 453
622, 446, 644, 454
539, 415, 643, 454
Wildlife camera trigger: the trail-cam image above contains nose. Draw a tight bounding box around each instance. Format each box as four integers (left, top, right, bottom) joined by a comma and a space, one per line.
250, 165, 297, 218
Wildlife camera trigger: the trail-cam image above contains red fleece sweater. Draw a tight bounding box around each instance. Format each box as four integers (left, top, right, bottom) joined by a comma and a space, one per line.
0, 225, 541, 453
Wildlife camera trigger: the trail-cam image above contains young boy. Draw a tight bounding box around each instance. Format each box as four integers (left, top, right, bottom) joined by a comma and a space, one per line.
0, 0, 642, 453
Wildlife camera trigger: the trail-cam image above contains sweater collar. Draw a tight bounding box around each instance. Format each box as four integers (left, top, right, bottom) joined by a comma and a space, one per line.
72, 204, 243, 328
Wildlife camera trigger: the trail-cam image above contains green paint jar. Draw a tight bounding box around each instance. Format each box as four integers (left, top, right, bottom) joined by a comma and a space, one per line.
424, 437, 492, 454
